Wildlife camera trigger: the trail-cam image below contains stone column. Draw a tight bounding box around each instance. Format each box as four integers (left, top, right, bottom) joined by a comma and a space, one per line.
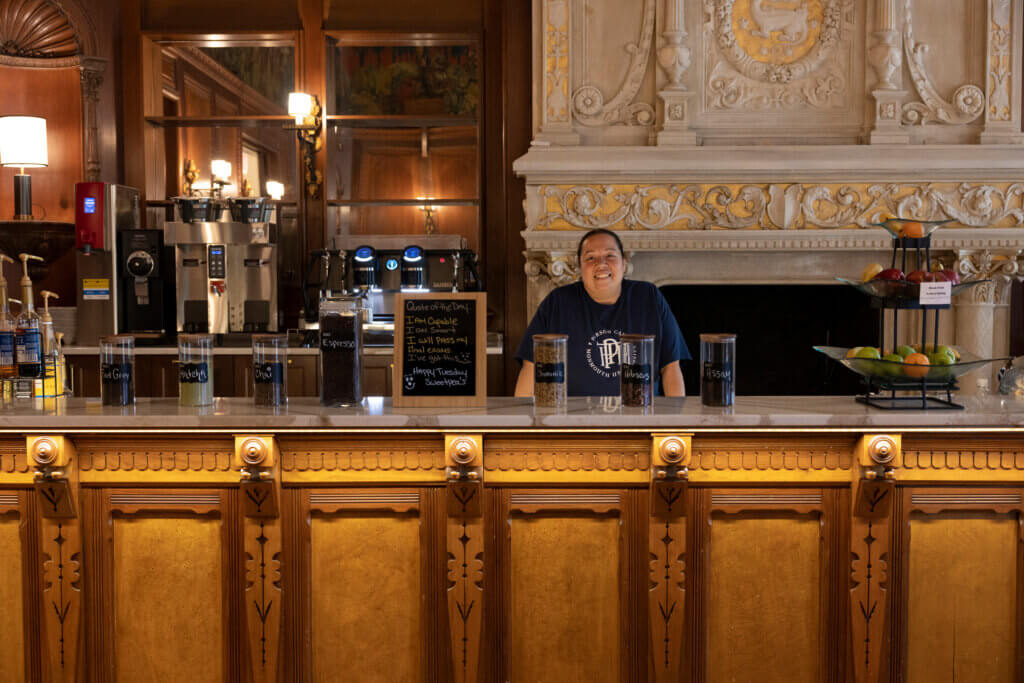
954, 251, 1019, 395
869, 0, 910, 144
980, 0, 1024, 143
536, 0, 581, 144
655, 0, 696, 145
524, 251, 578, 318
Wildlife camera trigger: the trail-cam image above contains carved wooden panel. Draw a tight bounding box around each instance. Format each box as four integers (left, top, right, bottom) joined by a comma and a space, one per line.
850, 481, 892, 683
649, 485, 686, 683
278, 436, 445, 472
504, 488, 645, 682
486, 436, 649, 472
308, 491, 424, 682
0, 0, 79, 58
0, 505, 25, 682
76, 438, 234, 472
902, 437, 1024, 472
447, 484, 483, 683
245, 517, 281, 683
112, 513, 225, 682
691, 437, 855, 472
0, 439, 30, 473
40, 516, 81, 683
906, 511, 1018, 683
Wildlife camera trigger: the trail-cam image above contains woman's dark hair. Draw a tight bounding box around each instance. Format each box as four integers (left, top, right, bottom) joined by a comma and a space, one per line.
576, 228, 625, 264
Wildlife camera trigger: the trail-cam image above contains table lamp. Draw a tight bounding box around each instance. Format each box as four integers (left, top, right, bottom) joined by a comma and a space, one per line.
0, 116, 48, 221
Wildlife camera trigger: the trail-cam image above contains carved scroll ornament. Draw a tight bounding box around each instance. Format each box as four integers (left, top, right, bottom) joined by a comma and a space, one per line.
532, 182, 1024, 231
900, 0, 985, 125
571, 0, 657, 126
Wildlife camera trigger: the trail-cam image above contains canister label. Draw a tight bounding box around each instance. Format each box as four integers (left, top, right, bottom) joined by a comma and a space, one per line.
254, 362, 284, 384
535, 362, 565, 383
179, 362, 209, 384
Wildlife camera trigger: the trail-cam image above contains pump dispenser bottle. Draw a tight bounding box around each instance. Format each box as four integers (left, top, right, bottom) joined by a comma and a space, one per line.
0, 253, 15, 381
15, 254, 44, 392
38, 290, 61, 397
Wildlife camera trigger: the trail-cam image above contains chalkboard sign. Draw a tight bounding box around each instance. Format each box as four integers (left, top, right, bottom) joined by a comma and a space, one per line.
393, 292, 486, 407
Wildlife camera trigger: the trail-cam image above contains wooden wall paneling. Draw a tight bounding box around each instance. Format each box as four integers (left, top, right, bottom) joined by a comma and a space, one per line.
422, 487, 452, 682
81, 487, 113, 683
685, 487, 711, 683
901, 487, 1024, 683
121, 2, 147, 201
505, 488, 635, 682
280, 486, 312, 681
306, 487, 425, 682
482, 487, 508, 683
299, 0, 327, 258
104, 488, 232, 682
702, 488, 838, 683
0, 490, 30, 683
649, 483, 686, 683
447, 482, 483, 683
622, 488, 648, 683
885, 487, 910, 683
823, 487, 851, 683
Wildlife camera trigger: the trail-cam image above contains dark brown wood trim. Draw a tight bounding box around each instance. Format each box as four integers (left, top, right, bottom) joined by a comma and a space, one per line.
686, 487, 711, 683
220, 488, 246, 683
420, 487, 451, 682
822, 487, 850, 683
484, 488, 510, 683
306, 487, 421, 513
280, 487, 312, 681
1016, 514, 1024, 683
20, 490, 43, 683
508, 489, 623, 514
709, 487, 826, 514
81, 487, 114, 683
106, 488, 222, 515
883, 487, 911, 683
621, 488, 648, 683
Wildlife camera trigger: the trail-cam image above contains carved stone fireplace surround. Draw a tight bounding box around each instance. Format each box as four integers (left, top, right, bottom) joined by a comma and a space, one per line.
515, 145, 1024, 394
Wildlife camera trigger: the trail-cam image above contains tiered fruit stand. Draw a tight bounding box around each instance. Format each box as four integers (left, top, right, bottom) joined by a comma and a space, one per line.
816, 219, 1006, 409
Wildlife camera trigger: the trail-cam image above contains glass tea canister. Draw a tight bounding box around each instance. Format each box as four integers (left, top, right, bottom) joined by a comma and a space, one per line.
178, 333, 213, 407
319, 296, 364, 406
533, 333, 567, 408
700, 333, 736, 407
620, 333, 654, 407
252, 334, 287, 407
100, 335, 135, 406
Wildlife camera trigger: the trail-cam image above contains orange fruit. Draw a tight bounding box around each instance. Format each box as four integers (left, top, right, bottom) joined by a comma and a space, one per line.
900, 221, 925, 238
903, 352, 930, 378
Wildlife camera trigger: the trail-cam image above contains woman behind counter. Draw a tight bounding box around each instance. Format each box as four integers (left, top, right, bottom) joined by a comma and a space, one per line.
514, 228, 689, 397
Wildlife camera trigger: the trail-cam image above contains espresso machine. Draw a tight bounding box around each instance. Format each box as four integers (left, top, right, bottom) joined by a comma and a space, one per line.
328, 235, 480, 320
164, 197, 278, 335
75, 183, 168, 344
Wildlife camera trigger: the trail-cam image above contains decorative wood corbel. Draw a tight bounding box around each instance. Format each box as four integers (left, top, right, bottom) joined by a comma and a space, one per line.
445, 434, 483, 683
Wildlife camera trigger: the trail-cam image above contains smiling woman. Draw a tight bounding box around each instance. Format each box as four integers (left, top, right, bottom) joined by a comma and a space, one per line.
513, 228, 689, 398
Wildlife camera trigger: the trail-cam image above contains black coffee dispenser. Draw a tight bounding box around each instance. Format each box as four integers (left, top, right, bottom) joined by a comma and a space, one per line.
117, 229, 168, 341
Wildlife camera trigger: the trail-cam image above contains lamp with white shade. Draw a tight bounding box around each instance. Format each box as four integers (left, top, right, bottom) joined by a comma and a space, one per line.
0, 116, 48, 220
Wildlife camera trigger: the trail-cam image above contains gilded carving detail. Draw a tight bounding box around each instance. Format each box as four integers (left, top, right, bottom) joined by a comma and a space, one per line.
987, 0, 1012, 121
544, 0, 571, 123
532, 182, 1024, 231
76, 440, 233, 471
704, 0, 853, 110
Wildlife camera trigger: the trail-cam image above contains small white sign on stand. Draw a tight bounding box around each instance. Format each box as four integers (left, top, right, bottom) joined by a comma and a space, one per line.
919, 281, 952, 306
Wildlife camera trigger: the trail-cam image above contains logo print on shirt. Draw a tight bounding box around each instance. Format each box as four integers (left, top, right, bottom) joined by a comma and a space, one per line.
585, 329, 622, 379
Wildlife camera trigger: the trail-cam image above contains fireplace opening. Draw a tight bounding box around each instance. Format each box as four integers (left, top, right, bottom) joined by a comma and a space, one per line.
662, 284, 881, 396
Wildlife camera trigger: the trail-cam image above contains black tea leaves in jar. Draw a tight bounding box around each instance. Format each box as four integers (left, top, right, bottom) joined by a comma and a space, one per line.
252, 334, 287, 407
319, 296, 364, 406
619, 333, 654, 407
700, 333, 736, 407
100, 335, 135, 407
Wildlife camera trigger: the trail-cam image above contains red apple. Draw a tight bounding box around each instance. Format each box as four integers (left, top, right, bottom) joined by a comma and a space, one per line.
874, 268, 905, 281
941, 269, 960, 285
906, 269, 937, 284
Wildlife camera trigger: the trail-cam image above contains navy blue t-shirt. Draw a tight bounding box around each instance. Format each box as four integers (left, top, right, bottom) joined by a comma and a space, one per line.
516, 280, 690, 396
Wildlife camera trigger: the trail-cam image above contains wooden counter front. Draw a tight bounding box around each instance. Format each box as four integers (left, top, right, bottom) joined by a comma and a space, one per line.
0, 398, 1022, 682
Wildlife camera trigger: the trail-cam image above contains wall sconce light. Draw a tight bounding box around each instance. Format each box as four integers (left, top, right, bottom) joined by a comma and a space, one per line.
417, 197, 438, 235
286, 91, 322, 199
265, 180, 284, 200
0, 116, 48, 221
211, 159, 231, 197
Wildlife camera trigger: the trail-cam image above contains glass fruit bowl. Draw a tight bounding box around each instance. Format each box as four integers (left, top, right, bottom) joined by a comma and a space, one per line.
814, 345, 1007, 387
873, 218, 953, 239
836, 276, 987, 300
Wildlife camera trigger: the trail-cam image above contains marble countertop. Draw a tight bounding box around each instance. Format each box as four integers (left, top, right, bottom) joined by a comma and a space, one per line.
3, 395, 1024, 431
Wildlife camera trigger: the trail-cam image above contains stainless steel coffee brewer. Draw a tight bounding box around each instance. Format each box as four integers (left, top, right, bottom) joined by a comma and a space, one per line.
164, 197, 278, 334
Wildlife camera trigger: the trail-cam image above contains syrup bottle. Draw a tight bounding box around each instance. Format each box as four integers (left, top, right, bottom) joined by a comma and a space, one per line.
15, 253, 44, 381
0, 253, 15, 379
38, 290, 61, 397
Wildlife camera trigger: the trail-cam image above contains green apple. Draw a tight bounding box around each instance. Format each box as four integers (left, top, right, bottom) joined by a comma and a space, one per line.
882, 353, 904, 376
896, 344, 915, 359
854, 346, 881, 360
928, 350, 955, 366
